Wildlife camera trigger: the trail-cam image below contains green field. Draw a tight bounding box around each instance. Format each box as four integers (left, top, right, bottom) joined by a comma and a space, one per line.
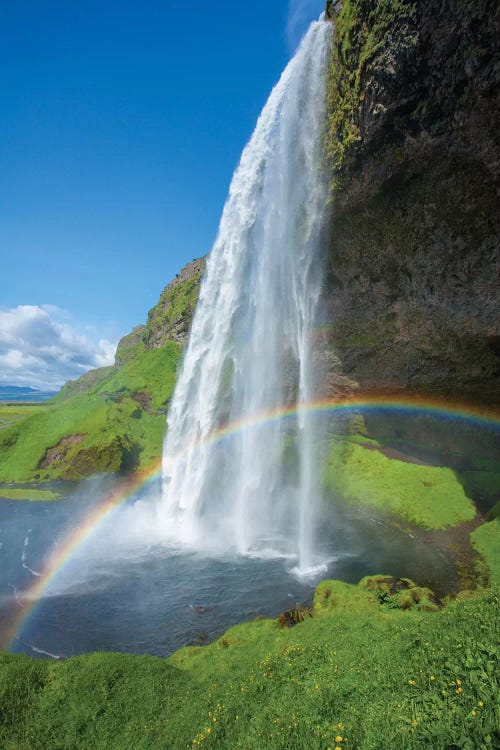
0, 403, 48, 431
1, 579, 498, 750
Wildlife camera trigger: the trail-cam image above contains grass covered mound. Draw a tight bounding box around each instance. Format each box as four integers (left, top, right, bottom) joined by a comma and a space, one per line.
0, 343, 181, 483
0, 580, 498, 750
0, 488, 61, 501
324, 437, 476, 529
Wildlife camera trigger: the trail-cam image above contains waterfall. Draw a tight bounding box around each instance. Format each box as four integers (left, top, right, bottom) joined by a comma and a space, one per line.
159, 19, 331, 574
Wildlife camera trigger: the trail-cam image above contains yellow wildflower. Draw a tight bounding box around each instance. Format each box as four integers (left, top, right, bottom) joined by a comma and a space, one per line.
430, 676, 435, 681
456, 687, 463, 694
479, 701, 484, 707
456, 679, 462, 685
335, 737, 343, 743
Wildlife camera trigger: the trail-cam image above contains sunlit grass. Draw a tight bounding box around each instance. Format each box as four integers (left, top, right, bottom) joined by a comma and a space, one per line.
324, 438, 476, 529
0, 581, 498, 749
0, 343, 181, 483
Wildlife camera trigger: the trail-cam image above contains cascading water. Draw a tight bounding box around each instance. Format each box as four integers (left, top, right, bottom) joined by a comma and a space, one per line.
159, 19, 332, 574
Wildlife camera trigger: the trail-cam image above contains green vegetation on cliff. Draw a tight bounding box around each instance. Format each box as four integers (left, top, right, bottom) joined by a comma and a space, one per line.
1, 579, 498, 749
324, 437, 476, 529
324, 0, 417, 181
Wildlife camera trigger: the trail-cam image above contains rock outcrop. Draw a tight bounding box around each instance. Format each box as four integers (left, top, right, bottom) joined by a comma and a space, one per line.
321, 0, 500, 403
142, 257, 206, 349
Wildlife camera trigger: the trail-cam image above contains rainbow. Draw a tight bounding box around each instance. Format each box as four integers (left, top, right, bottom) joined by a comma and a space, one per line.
3, 393, 499, 651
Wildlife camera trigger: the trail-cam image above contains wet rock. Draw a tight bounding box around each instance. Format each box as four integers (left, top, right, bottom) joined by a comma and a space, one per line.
321, 0, 500, 403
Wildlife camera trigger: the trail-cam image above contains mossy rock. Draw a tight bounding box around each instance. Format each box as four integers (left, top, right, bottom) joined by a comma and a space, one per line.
277, 605, 312, 629
313, 579, 379, 614
360, 575, 442, 611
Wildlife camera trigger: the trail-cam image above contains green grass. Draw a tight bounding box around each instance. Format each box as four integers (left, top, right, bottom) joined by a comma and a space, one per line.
0, 342, 181, 483
0, 487, 61, 501
0, 580, 498, 749
324, 438, 476, 529
0, 403, 48, 430
471, 519, 500, 586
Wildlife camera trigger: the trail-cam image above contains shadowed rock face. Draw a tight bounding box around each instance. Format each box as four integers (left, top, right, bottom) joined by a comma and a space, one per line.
321, 0, 500, 402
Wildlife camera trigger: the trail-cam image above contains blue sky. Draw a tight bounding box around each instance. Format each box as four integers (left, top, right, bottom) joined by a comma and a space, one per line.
1, 0, 324, 388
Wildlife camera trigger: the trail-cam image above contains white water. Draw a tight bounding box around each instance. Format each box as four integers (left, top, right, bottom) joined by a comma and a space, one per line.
159, 20, 331, 574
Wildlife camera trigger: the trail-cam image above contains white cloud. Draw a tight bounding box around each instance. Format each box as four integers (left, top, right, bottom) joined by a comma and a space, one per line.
286, 0, 325, 51
0, 305, 117, 391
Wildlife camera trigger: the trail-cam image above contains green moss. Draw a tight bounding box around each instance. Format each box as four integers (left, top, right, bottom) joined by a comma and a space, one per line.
324, 0, 417, 184
359, 575, 441, 611
471, 519, 500, 586
0, 487, 61, 501
324, 438, 476, 528
143, 269, 204, 347
313, 578, 378, 613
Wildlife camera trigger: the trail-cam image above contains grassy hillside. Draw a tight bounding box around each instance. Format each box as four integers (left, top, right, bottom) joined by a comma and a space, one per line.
0, 403, 48, 431
0, 260, 204, 484
1, 578, 498, 750
0, 343, 180, 483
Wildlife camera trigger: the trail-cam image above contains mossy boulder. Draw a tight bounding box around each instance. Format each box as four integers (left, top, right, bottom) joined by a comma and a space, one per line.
359, 575, 442, 611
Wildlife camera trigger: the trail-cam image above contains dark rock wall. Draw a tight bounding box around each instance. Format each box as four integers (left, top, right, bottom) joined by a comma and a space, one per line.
322, 0, 500, 402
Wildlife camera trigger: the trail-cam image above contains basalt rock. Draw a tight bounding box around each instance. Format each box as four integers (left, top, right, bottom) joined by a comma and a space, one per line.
321, 0, 500, 404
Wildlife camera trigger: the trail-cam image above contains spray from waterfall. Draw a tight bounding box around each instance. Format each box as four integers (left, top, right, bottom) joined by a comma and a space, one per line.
160, 19, 331, 574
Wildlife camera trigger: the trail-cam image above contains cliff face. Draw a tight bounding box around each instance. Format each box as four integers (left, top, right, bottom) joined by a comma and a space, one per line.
321, 0, 500, 402
142, 257, 206, 349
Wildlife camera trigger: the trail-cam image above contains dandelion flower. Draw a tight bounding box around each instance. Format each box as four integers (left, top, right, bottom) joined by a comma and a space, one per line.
336, 737, 343, 743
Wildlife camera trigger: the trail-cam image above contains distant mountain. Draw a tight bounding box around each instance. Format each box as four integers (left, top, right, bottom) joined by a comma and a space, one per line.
0, 386, 58, 402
